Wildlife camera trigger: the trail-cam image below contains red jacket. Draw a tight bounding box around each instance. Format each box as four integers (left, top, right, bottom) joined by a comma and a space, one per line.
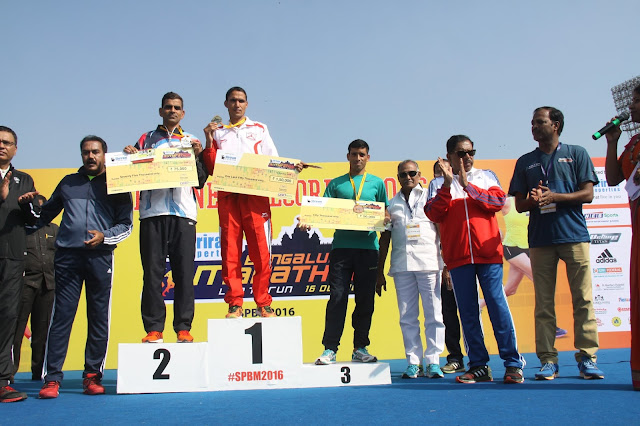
425, 168, 505, 270
202, 147, 216, 176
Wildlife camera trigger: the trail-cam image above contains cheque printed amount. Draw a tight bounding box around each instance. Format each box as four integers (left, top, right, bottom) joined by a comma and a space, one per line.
300, 196, 386, 231
210, 151, 300, 200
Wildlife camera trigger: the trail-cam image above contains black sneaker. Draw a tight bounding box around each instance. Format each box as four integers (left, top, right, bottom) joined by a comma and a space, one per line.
503, 366, 524, 384
0, 385, 27, 403
456, 365, 493, 383
442, 360, 465, 373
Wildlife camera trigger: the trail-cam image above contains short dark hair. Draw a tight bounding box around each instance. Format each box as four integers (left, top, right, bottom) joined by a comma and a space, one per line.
534, 106, 564, 135
80, 135, 108, 153
634, 84, 640, 96
226, 86, 247, 101
433, 158, 449, 174
161, 92, 184, 107
446, 135, 473, 153
348, 139, 369, 153
397, 160, 419, 173
0, 125, 18, 146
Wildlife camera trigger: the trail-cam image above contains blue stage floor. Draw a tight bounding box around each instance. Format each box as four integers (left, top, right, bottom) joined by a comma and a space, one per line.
4, 348, 639, 425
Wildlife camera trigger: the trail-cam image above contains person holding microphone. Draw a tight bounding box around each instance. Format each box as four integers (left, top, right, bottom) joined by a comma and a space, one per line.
604, 85, 640, 391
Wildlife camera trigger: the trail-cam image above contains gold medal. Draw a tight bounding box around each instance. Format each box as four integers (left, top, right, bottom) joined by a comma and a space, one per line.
353, 204, 364, 213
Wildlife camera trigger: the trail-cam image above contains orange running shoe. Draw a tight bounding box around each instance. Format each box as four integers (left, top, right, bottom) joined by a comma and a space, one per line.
225, 305, 243, 318
142, 331, 163, 343
177, 330, 194, 343
83, 373, 105, 395
257, 306, 277, 318
39, 381, 60, 399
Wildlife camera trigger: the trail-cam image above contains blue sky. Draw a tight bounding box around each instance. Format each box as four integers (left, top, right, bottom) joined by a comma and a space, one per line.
3, 0, 639, 170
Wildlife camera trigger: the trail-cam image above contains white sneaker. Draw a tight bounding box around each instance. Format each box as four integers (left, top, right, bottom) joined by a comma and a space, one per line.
315, 349, 336, 365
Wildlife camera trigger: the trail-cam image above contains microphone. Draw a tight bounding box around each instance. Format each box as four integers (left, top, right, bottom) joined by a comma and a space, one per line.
592, 112, 630, 140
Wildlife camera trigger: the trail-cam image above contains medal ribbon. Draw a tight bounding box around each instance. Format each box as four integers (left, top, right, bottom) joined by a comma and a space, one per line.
350, 171, 367, 202
223, 117, 247, 129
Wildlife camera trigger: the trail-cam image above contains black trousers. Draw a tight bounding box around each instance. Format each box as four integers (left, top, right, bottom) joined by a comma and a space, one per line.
441, 279, 464, 363
140, 216, 196, 333
44, 249, 113, 382
0, 258, 24, 387
322, 248, 379, 352
12, 282, 54, 379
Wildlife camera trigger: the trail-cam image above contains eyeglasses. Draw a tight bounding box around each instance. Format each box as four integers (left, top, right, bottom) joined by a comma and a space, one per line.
455, 149, 476, 157
0, 140, 16, 147
398, 170, 418, 179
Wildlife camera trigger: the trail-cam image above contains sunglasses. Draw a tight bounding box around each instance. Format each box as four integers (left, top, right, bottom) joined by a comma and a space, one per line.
398, 170, 418, 179
455, 149, 476, 157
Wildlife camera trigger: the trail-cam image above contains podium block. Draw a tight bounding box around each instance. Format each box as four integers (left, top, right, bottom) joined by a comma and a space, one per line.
207, 317, 304, 390
299, 362, 391, 387
117, 317, 392, 393
117, 343, 209, 394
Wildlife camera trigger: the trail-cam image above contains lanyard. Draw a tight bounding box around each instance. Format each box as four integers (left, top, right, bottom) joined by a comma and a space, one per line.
403, 186, 423, 220
539, 143, 561, 185
161, 125, 184, 140
349, 172, 367, 201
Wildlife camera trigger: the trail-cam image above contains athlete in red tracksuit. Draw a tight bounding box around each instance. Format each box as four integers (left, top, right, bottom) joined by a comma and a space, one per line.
202, 87, 282, 318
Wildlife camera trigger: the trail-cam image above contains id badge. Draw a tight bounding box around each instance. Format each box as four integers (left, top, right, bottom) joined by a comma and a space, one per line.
540, 202, 557, 214
406, 222, 421, 242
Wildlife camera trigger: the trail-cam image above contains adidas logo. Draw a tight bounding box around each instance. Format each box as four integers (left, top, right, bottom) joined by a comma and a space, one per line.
595, 249, 617, 264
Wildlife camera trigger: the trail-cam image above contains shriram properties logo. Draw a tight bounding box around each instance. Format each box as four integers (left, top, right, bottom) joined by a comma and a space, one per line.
595, 249, 617, 264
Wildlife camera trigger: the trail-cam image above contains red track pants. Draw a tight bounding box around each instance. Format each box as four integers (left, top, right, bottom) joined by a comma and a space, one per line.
218, 192, 273, 307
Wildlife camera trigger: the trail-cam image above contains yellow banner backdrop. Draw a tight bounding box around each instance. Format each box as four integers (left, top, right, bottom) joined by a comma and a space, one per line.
18, 157, 630, 372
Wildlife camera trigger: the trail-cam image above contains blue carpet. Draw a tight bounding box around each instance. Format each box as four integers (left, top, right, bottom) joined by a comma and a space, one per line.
3, 348, 638, 425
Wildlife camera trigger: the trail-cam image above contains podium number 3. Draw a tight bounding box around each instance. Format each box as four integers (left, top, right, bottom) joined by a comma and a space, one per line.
153, 349, 171, 380
245, 323, 263, 364
341, 366, 351, 384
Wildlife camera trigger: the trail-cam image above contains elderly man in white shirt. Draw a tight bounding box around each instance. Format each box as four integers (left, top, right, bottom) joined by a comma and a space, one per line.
377, 160, 445, 379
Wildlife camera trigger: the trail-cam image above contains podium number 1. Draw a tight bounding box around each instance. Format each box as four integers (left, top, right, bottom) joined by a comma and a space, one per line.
245, 323, 263, 364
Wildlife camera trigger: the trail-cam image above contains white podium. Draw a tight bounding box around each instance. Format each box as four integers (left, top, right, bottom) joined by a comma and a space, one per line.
117, 317, 391, 394
117, 343, 209, 394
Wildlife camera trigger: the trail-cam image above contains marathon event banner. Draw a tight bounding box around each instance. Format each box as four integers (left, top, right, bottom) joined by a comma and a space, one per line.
20, 157, 631, 372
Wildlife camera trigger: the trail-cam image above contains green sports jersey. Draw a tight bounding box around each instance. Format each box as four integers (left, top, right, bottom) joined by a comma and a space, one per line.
323, 172, 389, 250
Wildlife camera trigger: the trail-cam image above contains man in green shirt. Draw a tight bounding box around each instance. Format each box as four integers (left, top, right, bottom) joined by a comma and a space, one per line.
314, 139, 389, 365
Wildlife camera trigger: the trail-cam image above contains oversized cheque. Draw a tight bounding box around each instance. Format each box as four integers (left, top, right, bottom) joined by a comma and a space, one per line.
105, 148, 198, 194
300, 196, 386, 231
210, 151, 300, 200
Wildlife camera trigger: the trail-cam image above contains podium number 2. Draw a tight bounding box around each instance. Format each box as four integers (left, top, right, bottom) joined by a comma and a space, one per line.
245, 323, 263, 364
153, 349, 171, 380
